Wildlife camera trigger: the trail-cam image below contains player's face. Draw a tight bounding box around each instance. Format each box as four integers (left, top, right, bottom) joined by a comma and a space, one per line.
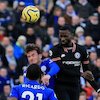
26, 50, 41, 64
59, 30, 71, 45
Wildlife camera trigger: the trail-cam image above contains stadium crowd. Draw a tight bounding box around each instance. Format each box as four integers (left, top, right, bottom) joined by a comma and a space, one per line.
0, 0, 100, 100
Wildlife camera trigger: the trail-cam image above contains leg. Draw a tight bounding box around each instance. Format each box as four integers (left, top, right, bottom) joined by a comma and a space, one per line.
68, 87, 80, 100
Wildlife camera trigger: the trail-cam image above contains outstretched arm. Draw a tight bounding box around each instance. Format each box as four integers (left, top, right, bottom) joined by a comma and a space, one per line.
41, 59, 60, 85
82, 62, 100, 92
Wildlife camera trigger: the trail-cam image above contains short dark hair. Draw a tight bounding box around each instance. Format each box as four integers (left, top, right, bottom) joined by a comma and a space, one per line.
59, 25, 71, 32
26, 64, 43, 80
25, 43, 41, 54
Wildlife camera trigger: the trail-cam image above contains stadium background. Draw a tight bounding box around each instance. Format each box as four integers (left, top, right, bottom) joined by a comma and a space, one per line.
0, 0, 100, 100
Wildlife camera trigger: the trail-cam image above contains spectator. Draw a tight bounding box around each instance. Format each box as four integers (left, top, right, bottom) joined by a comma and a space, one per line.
14, 18, 28, 41
13, 0, 34, 9
8, 61, 19, 86
65, 4, 77, 17
47, 26, 59, 46
75, 26, 85, 45
25, 26, 36, 44
35, 0, 54, 13
47, 26, 55, 38
85, 12, 100, 44
56, 0, 71, 10
0, 84, 11, 100
1, 45, 17, 68
1, 37, 11, 48
85, 36, 96, 53
0, 27, 6, 41
89, 51, 97, 66
0, 67, 10, 94
55, 16, 66, 36
42, 45, 50, 58
14, 35, 26, 59
79, 91, 87, 100
83, 81, 94, 99
71, 16, 81, 33
35, 37, 43, 49
75, 0, 94, 19
47, 6, 62, 26
91, 58, 100, 86
35, 16, 51, 46
0, 0, 13, 27
88, 90, 98, 100
13, 1, 25, 24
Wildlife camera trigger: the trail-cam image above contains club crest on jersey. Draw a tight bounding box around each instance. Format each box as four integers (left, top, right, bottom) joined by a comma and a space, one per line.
41, 66, 47, 72
74, 52, 81, 59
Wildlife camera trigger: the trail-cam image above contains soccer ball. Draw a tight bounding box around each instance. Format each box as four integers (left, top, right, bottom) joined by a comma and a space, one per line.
21, 6, 40, 23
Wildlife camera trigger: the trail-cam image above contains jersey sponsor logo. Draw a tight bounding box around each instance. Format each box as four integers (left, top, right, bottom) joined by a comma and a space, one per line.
74, 52, 81, 59
61, 54, 66, 58
62, 61, 81, 66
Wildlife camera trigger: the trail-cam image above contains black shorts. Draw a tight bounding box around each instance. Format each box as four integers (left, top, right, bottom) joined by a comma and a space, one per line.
54, 84, 80, 100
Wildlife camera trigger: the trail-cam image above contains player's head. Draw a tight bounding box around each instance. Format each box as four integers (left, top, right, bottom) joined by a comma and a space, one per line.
25, 43, 42, 64
26, 64, 43, 80
59, 25, 72, 46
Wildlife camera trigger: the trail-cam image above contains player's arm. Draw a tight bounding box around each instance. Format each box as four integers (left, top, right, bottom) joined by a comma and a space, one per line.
41, 58, 60, 85
81, 46, 100, 93
47, 59, 60, 76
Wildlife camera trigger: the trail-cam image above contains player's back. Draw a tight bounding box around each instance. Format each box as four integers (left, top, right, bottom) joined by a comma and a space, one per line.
10, 80, 57, 100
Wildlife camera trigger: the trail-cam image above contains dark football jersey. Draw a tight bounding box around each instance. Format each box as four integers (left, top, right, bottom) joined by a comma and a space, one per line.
49, 43, 89, 87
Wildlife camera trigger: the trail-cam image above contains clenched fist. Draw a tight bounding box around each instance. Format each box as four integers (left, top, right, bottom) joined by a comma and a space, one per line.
81, 71, 94, 81
41, 74, 51, 85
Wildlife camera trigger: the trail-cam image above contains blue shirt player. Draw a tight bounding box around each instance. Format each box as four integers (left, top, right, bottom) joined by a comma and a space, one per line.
24, 44, 60, 88
9, 64, 58, 100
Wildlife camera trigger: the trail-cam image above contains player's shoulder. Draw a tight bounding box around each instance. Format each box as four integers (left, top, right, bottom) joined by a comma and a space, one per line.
50, 44, 61, 51
42, 58, 50, 62
12, 85, 21, 91
42, 58, 53, 64
76, 44, 87, 51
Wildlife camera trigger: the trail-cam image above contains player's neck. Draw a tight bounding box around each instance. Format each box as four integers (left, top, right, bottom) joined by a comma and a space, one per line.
62, 42, 73, 48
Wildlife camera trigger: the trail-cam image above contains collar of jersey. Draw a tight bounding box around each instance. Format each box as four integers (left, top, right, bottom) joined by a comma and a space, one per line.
25, 80, 40, 85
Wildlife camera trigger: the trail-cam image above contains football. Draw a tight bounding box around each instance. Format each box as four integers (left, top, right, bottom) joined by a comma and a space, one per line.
21, 6, 40, 23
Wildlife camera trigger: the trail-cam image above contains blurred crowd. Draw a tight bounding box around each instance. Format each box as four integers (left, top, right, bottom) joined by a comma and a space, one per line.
0, 0, 100, 100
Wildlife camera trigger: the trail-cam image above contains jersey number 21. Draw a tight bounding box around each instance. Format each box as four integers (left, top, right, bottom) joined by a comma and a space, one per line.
22, 91, 43, 100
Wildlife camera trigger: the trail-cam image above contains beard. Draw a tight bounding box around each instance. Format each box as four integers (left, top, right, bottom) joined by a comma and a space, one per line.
60, 39, 72, 47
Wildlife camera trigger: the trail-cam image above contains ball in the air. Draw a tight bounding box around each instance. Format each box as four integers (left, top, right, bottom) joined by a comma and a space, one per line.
21, 6, 40, 23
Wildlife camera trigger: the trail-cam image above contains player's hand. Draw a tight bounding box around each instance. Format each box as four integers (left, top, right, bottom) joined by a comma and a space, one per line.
41, 75, 51, 86
81, 71, 94, 81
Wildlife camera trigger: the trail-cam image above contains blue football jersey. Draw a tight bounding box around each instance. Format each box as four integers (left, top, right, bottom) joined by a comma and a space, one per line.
23, 58, 60, 88
10, 80, 57, 100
